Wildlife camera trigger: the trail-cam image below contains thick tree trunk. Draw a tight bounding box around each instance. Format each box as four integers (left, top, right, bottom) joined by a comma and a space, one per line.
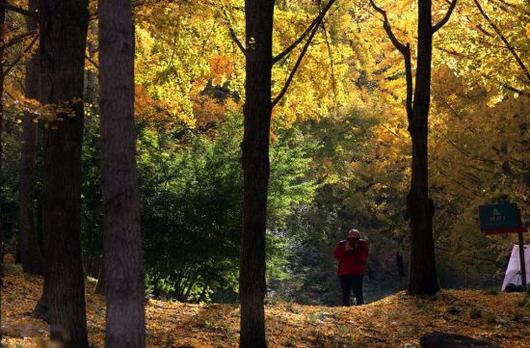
240, 2, 274, 347
33, 0, 90, 346
99, 0, 145, 346
19, 0, 42, 275
407, 0, 440, 295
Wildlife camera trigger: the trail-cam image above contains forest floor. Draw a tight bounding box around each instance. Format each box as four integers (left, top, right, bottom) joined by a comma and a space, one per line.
1, 260, 529, 348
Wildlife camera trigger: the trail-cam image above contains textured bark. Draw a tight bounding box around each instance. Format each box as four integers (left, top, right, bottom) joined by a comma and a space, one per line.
99, 0, 145, 346
239, 2, 274, 347
34, 0, 90, 346
0, 0, 5, 179
407, 0, 440, 295
19, 0, 42, 275
0, 6, 4, 347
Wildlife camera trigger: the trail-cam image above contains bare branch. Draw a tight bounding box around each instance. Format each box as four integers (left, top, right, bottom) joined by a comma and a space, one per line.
85, 53, 99, 70
501, 83, 530, 97
369, 0, 408, 54
0, 30, 36, 51
473, 0, 530, 82
1, 34, 38, 82
369, 0, 413, 117
271, 17, 321, 108
432, 0, 457, 33
273, 0, 337, 65
0, 2, 36, 18
220, 5, 245, 55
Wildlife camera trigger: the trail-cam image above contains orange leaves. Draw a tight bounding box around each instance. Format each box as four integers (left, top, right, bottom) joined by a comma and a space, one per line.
208, 55, 234, 86
3, 264, 530, 348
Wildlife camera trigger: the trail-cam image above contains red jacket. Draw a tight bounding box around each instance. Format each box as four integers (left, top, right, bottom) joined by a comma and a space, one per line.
334, 239, 369, 275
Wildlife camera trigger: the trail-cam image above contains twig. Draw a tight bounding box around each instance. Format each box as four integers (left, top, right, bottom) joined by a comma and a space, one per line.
473, 0, 530, 82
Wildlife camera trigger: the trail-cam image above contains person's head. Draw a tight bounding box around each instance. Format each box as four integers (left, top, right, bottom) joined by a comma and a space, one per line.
346, 228, 360, 241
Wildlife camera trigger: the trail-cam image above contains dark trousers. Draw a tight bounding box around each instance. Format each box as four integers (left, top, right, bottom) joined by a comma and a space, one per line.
339, 275, 364, 306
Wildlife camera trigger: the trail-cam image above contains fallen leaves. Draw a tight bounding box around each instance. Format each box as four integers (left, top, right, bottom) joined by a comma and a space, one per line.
1, 264, 529, 347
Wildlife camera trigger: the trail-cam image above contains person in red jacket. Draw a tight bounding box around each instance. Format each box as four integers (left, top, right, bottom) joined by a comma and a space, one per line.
334, 228, 369, 306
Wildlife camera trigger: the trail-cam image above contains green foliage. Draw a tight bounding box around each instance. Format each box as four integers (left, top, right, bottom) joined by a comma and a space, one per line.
135, 113, 318, 302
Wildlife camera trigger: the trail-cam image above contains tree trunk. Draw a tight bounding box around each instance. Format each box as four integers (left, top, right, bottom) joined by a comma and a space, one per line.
0, 0, 5, 181
0, 4, 6, 281
240, 1, 274, 347
99, 0, 145, 346
407, 0, 440, 295
19, 0, 43, 275
34, 0, 90, 346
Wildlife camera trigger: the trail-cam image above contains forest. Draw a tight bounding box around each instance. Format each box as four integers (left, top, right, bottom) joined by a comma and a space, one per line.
0, 0, 528, 347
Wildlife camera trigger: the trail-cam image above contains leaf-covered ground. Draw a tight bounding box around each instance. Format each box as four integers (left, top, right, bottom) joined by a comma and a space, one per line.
1, 262, 529, 347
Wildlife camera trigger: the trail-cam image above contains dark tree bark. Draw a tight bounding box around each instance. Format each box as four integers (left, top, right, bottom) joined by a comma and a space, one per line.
0, 2, 5, 299
240, 2, 274, 347
18, 0, 42, 275
237, 2, 336, 346
0, 0, 5, 180
99, 0, 145, 346
33, 0, 90, 346
407, 0, 439, 295
370, 0, 456, 295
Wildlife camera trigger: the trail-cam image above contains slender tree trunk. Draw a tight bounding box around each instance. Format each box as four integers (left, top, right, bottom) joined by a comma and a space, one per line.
240, 2, 274, 347
19, 0, 42, 275
0, 6, 4, 347
34, 0, 90, 346
0, 0, 5, 181
99, 0, 145, 346
407, 0, 439, 295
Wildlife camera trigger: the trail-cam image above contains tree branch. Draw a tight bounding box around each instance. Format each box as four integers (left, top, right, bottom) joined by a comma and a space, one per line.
0, 2, 36, 18
432, 0, 457, 33
272, 0, 337, 65
403, 45, 413, 120
1, 34, 38, 82
0, 30, 36, 51
271, 14, 321, 108
320, 15, 338, 110
473, 0, 530, 83
220, 5, 245, 55
369, 0, 413, 118
369, 0, 408, 54
85, 53, 99, 70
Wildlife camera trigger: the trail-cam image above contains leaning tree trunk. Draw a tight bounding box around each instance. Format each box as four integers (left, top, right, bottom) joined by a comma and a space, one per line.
99, 0, 145, 346
407, 0, 439, 295
19, 0, 43, 275
239, 1, 274, 347
34, 0, 90, 346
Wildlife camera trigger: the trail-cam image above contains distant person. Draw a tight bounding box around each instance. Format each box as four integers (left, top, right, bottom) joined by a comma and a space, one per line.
334, 228, 369, 306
